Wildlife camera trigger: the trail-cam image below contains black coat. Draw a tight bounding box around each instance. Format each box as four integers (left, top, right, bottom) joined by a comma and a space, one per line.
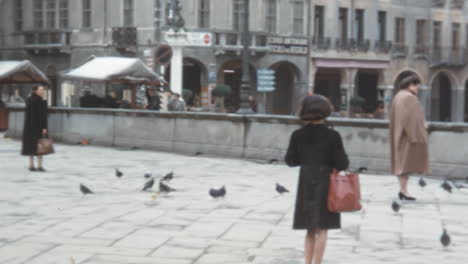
147, 95, 161, 110
21, 94, 48, 156
285, 124, 349, 230
80, 94, 102, 108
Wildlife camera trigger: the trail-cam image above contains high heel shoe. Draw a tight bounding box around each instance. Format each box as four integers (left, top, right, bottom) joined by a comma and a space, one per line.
399, 192, 416, 201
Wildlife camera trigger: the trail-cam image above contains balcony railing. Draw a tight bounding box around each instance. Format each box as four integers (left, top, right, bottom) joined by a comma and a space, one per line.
23, 30, 71, 48
430, 47, 468, 66
414, 44, 430, 55
391, 43, 408, 57
213, 31, 269, 51
355, 39, 370, 52
335, 38, 353, 50
335, 38, 370, 52
311, 37, 331, 50
451, 0, 464, 9
432, 0, 446, 8
374, 40, 392, 53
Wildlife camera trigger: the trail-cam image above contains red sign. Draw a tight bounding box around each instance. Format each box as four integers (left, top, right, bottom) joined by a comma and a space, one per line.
154, 45, 173, 66
203, 34, 211, 45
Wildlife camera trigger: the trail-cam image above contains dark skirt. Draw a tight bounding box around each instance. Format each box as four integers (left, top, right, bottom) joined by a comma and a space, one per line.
293, 165, 341, 230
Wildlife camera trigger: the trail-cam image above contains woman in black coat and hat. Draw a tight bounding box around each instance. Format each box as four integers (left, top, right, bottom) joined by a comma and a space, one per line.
285, 95, 349, 264
21, 85, 48, 172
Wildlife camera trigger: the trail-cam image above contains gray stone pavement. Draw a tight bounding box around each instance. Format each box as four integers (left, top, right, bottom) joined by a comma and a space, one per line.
1, 133, 468, 264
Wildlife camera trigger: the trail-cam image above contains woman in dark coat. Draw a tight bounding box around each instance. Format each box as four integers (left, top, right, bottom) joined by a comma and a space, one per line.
21, 85, 48, 172
285, 95, 349, 264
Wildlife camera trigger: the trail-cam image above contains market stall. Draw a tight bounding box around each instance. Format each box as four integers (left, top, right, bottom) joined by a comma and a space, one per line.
0, 60, 49, 130
62, 57, 165, 109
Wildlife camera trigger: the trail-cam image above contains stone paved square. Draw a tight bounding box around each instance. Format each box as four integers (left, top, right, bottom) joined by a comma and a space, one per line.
1, 134, 468, 263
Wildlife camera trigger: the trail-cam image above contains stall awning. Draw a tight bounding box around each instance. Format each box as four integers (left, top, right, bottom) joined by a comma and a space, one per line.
63, 57, 164, 84
0, 60, 49, 84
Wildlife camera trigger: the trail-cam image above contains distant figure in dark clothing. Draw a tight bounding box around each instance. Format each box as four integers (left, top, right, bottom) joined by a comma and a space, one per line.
21, 85, 49, 172
80, 90, 102, 108
285, 95, 349, 264
374, 101, 385, 119
103, 92, 120, 108
146, 89, 161, 111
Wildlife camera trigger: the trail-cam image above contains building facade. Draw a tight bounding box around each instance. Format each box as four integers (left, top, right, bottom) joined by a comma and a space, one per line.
1, 0, 468, 120
309, 0, 468, 122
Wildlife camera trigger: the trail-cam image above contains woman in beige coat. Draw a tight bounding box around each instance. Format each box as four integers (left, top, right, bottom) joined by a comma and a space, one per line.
389, 75, 429, 200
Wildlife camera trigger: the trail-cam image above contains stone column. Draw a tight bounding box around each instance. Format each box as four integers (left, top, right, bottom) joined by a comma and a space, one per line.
452, 87, 465, 122
308, 65, 317, 94
325, 0, 339, 42
170, 46, 183, 95
341, 68, 358, 116
366, 0, 378, 42
379, 84, 393, 116
418, 85, 431, 120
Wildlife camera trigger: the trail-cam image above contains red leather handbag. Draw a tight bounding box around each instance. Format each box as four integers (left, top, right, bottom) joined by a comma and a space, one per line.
328, 169, 362, 212
37, 135, 55, 155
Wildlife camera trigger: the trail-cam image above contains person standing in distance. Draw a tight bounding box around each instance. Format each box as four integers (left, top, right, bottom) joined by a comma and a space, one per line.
21, 85, 48, 172
390, 75, 429, 200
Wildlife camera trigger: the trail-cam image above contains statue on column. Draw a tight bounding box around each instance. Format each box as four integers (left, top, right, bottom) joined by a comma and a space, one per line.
165, 0, 186, 32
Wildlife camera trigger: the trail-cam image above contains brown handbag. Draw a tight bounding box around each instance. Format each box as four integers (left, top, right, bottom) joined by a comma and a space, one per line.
37, 135, 55, 155
328, 169, 362, 212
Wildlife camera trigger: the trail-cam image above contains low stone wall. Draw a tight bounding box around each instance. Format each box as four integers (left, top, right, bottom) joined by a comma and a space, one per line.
6, 107, 468, 178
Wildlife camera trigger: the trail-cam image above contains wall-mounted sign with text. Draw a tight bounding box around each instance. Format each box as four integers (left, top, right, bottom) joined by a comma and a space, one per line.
267, 36, 308, 55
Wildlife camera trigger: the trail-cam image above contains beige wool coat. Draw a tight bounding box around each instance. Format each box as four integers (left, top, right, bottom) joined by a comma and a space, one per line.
389, 89, 429, 176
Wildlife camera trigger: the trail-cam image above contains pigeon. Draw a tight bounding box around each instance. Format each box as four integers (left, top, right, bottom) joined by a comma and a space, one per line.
418, 177, 427, 188
441, 180, 452, 193
80, 184, 93, 195
142, 178, 155, 191
159, 181, 175, 193
440, 229, 451, 247
391, 201, 400, 213
144, 173, 152, 179
115, 169, 123, 178
358, 167, 368, 173
209, 186, 226, 199
276, 183, 289, 194
162, 172, 174, 181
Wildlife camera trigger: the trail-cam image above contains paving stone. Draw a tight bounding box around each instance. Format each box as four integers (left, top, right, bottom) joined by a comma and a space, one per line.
1, 134, 468, 263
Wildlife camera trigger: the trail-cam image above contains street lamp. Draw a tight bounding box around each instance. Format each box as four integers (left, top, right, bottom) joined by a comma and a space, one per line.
236, 0, 254, 114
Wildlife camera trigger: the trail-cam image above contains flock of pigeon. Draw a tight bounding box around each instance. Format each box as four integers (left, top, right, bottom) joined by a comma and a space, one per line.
78, 166, 464, 249
79, 169, 291, 199
391, 176, 468, 248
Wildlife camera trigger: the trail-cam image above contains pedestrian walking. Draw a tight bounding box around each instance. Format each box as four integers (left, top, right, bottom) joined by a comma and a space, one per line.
390, 75, 429, 201
285, 95, 349, 264
21, 85, 49, 172
146, 88, 161, 111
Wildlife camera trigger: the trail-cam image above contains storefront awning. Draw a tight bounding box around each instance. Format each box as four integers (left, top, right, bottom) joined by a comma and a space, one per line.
63, 57, 164, 84
314, 58, 390, 69
0, 60, 49, 84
